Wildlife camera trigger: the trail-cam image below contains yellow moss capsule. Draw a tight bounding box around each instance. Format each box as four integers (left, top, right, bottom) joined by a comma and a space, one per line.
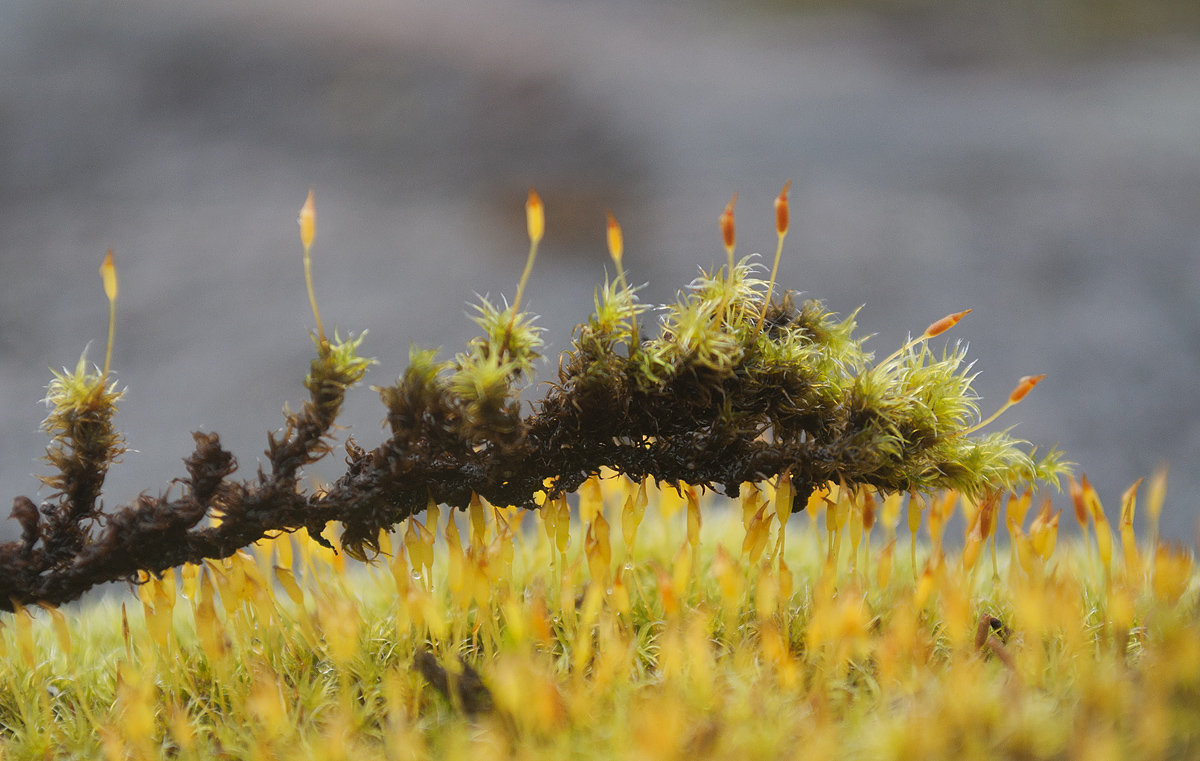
907, 494, 924, 538
1007, 489, 1034, 535
403, 520, 423, 576
1028, 500, 1061, 561
543, 497, 558, 544
621, 493, 643, 551
848, 500, 863, 556
526, 188, 544, 244
423, 498, 441, 537
444, 517, 465, 594
554, 495, 571, 554
775, 472, 793, 525
194, 570, 227, 661
580, 475, 604, 526
744, 506, 770, 565
469, 492, 487, 546
38, 603, 71, 659
414, 518, 435, 576
585, 524, 605, 584
100, 249, 118, 303
593, 511, 611, 569
743, 487, 763, 531
136, 570, 156, 608
685, 485, 701, 549
299, 188, 316, 249
158, 569, 177, 611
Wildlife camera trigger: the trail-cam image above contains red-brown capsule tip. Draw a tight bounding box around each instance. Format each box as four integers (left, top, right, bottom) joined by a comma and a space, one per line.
606, 210, 624, 263
526, 189, 545, 244
774, 179, 792, 236
924, 309, 972, 338
719, 192, 737, 253
1008, 374, 1046, 404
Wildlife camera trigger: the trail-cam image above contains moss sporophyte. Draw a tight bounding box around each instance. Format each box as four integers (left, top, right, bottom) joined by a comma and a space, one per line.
0, 187, 1070, 611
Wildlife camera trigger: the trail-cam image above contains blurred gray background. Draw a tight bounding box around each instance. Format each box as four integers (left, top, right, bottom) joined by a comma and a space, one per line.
2, 0, 1199, 540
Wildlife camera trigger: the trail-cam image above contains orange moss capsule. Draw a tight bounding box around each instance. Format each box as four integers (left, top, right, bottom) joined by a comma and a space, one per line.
526, 189, 544, 244
1008, 374, 1046, 404
774, 179, 792, 236
719, 192, 737, 254
1066, 477, 1085, 526
923, 309, 971, 339
606, 210, 624, 264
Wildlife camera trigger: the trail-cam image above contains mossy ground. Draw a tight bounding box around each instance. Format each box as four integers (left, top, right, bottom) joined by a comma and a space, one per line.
1, 473, 1196, 760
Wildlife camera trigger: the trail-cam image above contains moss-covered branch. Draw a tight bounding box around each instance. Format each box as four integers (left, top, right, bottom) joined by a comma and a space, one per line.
0, 192, 1068, 611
